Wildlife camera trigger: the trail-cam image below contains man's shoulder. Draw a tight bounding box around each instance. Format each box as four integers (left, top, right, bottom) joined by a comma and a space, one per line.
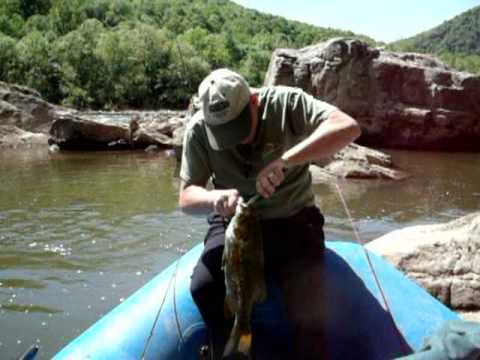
260, 86, 307, 105
185, 111, 206, 135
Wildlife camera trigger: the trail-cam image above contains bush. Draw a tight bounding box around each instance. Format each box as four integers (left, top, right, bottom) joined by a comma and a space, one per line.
13, 31, 62, 102
0, 0, 378, 108
93, 22, 172, 108
0, 32, 18, 80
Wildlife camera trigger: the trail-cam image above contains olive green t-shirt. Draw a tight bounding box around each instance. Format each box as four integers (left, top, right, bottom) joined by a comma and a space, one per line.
180, 86, 337, 219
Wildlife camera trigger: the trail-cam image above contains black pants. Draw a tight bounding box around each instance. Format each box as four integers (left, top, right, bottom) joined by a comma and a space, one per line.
190, 206, 327, 359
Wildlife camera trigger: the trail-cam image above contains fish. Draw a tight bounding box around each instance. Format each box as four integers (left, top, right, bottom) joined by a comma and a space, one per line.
222, 195, 267, 359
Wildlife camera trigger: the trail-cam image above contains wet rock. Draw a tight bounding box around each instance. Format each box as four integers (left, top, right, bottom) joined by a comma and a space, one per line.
367, 212, 480, 310
310, 143, 407, 183
0, 125, 49, 148
49, 110, 188, 150
265, 38, 480, 151
0, 81, 70, 134
131, 115, 185, 148
144, 145, 160, 153
49, 114, 130, 150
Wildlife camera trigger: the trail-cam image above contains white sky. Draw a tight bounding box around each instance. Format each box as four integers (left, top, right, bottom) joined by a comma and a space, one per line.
231, 0, 480, 43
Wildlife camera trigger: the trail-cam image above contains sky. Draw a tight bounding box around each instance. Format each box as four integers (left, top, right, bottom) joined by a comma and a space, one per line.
231, 0, 480, 43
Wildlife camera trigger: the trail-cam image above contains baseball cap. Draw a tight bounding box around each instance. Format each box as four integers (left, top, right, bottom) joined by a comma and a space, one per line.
198, 68, 251, 150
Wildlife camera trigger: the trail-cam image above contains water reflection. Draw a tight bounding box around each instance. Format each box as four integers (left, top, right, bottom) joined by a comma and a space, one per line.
0, 148, 478, 358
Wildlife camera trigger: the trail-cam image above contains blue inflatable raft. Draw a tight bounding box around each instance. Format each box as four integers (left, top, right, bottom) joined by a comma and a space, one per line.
54, 241, 459, 359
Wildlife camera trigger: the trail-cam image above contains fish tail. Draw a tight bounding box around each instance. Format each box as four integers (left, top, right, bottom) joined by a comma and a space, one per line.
238, 332, 252, 354
223, 321, 252, 359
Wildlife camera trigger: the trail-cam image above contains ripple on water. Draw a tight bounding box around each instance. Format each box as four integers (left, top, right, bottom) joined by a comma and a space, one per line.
0, 279, 46, 290
0, 303, 61, 314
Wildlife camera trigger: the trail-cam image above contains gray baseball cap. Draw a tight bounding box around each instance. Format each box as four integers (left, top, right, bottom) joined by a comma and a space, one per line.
198, 68, 251, 150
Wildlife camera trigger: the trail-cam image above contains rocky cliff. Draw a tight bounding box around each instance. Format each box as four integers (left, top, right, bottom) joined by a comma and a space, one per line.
265, 38, 480, 151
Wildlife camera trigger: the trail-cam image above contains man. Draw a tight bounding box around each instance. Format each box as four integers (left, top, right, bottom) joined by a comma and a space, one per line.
179, 68, 361, 359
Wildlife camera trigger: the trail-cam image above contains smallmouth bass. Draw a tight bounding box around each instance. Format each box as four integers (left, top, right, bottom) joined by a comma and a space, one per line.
222, 196, 267, 359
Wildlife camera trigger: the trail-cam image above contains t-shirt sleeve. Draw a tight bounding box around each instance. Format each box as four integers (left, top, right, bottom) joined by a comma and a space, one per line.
286, 88, 338, 135
179, 121, 212, 187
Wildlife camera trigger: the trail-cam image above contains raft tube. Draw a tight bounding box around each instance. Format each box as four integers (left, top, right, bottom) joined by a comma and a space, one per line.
54, 241, 459, 359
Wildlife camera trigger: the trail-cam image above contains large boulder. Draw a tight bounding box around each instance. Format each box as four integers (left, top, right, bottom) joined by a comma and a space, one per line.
366, 213, 480, 310
49, 114, 130, 150
49, 110, 187, 150
265, 38, 480, 151
0, 81, 66, 133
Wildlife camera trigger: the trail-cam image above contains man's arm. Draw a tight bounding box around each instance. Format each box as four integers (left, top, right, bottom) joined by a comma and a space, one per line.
256, 109, 361, 198
281, 109, 361, 166
179, 181, 240, 217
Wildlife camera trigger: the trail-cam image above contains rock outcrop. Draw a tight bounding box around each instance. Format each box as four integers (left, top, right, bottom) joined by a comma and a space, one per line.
310, 143, 408, 183
49, 111, 187, 150
265, 38, 480, 151
0, 125, 49, 148
0, 81, 65, 133
367, 213, 480, 310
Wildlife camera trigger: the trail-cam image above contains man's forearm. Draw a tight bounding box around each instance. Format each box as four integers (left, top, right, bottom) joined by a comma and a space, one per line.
179, 185, 217, 214
179, 184, 239, 216
281, 110, 361, 167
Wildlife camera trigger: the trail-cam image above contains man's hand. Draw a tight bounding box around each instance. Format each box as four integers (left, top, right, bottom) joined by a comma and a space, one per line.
213, 189, 240, 217
256, 158, 286, 198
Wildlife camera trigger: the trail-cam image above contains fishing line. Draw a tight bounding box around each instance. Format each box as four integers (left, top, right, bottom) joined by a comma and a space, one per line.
141, 259, 180, 359
172, 258, 186, 347
334, 181, 412, 354
141, 27, 194, 359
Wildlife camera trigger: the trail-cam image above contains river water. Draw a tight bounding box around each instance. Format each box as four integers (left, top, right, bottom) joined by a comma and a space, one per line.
0, 147, 478, 359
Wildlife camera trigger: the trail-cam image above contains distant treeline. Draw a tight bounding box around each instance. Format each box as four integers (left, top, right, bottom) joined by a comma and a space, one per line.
389, 5, 480, 75
0, 0, 372, 109
389, 41, 480, 75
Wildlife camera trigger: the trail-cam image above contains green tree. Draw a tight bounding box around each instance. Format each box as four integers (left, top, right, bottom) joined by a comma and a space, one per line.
13, 31, 62, 102
179, 28, 234, 68
0, 32, 17, 80
0, 0, 378, 108
94, 22, 171, 108
0, 0, 26, 38
18, 0, 52, 18
49, 0, 87, 35
53, 19, 106, 108
24, 14, 51, 33
164, 38, 210, 107
240, 48, 271, 86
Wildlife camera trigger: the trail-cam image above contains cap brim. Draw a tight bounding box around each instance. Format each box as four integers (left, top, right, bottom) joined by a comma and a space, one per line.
204, 105, 251, 151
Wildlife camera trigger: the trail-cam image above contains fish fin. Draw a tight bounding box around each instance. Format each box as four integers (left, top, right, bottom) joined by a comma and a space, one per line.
223, 325, 252, 359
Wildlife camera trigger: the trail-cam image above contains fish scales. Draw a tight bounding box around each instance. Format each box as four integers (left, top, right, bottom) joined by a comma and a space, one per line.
222, 197, 267, 359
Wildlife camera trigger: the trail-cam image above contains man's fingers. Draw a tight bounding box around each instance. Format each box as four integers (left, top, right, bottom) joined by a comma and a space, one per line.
257, 177, 275, 198
213, 191, 239, 217
227, 194, 237, 210
272, 166, 285, 183
256, 158, 286, 198
267, 170, 283, 186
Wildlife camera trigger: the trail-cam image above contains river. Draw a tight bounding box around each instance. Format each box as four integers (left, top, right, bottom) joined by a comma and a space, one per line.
0, 147, 478, 359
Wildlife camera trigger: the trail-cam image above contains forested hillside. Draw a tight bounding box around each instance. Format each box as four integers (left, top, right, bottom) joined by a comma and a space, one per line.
389, 5, 480, 75
0, 0, 373, 109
